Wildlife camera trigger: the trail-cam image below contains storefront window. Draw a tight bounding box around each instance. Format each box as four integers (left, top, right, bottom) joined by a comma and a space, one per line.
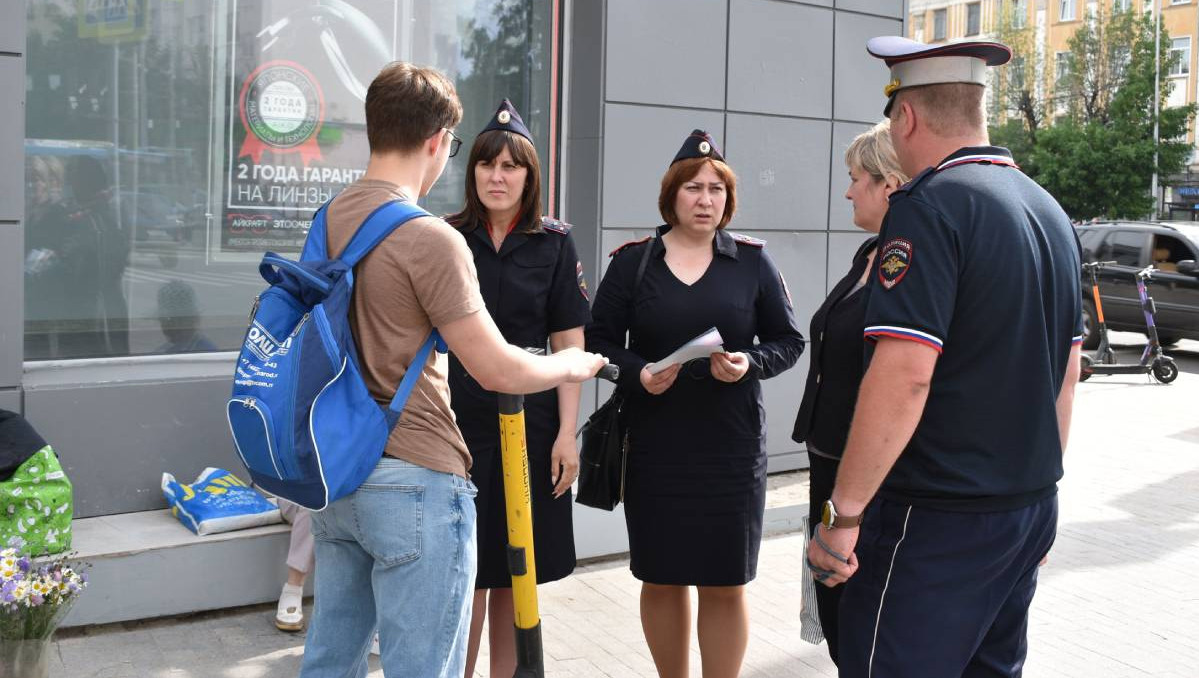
24, 0, 558, 360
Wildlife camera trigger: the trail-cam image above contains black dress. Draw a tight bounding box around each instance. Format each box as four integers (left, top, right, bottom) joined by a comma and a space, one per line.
448, 216, 592, 589
586, 226, 804, 586
790, 235, 876, 664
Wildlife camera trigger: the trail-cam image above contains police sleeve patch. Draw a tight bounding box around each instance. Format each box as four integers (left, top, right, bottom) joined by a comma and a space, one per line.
878, 238, 912, 290
576, 261, 589, 300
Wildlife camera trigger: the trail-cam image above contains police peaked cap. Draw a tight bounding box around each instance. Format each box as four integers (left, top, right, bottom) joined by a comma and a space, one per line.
481, 98, 533, 142
671, 129, 724, 166
867, 36, 1012, 116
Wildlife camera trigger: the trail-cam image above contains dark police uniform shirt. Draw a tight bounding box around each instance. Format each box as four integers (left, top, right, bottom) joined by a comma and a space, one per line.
864, 146, 1083, 512
588, 226, 805, 444
448, 215, 592, 450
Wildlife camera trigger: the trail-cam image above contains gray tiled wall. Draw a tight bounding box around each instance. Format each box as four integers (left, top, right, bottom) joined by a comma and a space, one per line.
835, 11, 905, 123
0, 39, 22, 391
725, 114, 831, 231
0, 225, 21, 390
838, 0, 905, 19
570, 0, 903, 468
605, 0, 728, 110
727, 0, 834, 119
0, 59, 22, 223
601, 105, 724, 228
0, 390, 19, 414
0, 2, 22, 54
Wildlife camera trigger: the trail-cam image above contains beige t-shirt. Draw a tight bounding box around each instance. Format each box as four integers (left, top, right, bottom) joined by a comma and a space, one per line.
324, 179, 484, 477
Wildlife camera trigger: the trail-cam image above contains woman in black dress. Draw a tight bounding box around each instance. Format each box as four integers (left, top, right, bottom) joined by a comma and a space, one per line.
791, 119, 907, 664
586, 130, 804, 678
446, 100, 592, 678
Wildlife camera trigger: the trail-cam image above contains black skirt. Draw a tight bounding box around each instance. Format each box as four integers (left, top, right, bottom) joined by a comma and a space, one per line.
623, 434, 767, 587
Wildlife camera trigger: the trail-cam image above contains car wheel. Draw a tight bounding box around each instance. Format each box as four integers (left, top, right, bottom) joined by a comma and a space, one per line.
1152, 358, 1179, 384
1081, 299, 1100, 351
1079, 354, 1093, 382
1157, 334, 1181, 347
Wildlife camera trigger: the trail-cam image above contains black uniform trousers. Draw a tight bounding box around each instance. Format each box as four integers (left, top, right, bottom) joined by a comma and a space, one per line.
838, 494, 1057, 678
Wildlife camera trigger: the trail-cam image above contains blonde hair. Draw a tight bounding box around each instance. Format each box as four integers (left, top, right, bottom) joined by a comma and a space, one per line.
844, 119, 908, 186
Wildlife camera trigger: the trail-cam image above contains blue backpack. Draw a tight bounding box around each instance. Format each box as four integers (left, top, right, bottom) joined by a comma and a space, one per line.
227, 200, 444, 510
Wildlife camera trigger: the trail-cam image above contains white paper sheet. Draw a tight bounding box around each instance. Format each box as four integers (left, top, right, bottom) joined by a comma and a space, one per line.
646, 327, 725, 374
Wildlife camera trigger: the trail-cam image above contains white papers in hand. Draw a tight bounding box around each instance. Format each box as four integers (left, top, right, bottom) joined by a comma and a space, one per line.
646, 327, 725, 374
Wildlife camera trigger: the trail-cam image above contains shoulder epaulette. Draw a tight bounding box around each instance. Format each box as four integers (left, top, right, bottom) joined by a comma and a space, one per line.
609, 236, 652, 257
729, 232, 765, 248
893, 166, 936, 198
540, 216, 572, 234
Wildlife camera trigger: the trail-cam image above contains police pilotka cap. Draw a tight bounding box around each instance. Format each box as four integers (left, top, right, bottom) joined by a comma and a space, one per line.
671, 129, 724, 166
481, 98, 533, 142
867, 36, 1012, 116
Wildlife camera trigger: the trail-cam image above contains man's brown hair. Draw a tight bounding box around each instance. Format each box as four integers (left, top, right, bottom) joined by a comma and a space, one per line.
894, 83, 985, 138
365, 62, 463, 154
658, 158, 738, 229
445, 130, 543, 234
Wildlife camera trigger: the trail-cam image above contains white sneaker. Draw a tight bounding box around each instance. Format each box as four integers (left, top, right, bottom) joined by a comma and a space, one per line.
274, 583, 304, 632
370, 633, 380, 656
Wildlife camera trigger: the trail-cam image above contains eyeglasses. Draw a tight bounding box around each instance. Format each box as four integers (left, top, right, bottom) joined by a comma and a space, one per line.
444, 129, 463, 158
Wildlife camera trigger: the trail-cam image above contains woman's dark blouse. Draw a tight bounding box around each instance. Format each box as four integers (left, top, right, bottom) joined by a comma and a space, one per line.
587, 225, 805, 446
449, 216, 593, 449
791, 236, 878, 458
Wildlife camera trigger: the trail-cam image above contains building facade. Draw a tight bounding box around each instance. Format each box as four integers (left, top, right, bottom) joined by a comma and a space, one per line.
5, 0, 905, 604
909, 0, 1199, 138
909, 0, 1199, 215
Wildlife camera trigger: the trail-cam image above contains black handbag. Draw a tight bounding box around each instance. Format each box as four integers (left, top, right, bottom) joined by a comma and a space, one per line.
575, 390, 628, 510
576, 235, 654, 511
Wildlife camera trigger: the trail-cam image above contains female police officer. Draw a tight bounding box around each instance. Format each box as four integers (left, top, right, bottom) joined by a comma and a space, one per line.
586, 130, 804, 678
791, 119, 907, 663
445, 100, 592, 678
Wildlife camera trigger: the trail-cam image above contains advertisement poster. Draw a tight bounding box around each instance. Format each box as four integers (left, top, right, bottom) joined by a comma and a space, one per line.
221, 0, 398, 254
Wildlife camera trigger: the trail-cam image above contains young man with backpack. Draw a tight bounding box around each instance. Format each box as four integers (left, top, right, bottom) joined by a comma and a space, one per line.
297, 63, 608, 677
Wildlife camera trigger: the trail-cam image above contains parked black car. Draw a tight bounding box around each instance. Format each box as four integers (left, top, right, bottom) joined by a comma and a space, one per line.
1075, 221, 1199, 349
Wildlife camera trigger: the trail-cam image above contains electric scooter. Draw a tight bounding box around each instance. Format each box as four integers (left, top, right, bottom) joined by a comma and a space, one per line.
1081, 261, 1118, 366
498, 357, 620, 678
1080, 264, 1179, 384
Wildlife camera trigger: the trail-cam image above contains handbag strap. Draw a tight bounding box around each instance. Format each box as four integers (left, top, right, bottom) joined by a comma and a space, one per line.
633, 234, 655, 291
575, 236, 654, 440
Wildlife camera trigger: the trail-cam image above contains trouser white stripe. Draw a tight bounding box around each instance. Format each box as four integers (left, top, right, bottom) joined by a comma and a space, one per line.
868, 505, 913, 678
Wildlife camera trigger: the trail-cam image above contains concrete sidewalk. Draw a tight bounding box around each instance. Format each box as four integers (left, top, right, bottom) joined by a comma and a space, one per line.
49, 338, 1199, 677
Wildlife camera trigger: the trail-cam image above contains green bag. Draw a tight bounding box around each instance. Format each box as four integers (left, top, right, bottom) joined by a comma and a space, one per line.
0, 446, 73, 555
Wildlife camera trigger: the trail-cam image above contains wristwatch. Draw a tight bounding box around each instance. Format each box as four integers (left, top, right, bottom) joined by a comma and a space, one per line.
821, 499, 863, 530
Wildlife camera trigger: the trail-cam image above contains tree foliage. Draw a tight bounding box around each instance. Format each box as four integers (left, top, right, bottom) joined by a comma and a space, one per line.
989, 8, 1195, 219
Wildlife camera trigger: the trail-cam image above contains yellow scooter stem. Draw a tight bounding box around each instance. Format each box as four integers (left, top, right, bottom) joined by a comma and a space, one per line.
498, 392, 543, 678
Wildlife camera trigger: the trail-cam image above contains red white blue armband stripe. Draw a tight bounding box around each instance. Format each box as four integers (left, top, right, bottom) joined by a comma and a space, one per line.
864, 325, 944, 353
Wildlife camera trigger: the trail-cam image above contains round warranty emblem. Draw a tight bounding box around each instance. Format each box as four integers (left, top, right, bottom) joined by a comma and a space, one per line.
240, 61, 324, 150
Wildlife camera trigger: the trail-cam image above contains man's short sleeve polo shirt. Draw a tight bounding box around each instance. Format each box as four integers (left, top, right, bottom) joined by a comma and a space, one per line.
862, 147, 1082, 511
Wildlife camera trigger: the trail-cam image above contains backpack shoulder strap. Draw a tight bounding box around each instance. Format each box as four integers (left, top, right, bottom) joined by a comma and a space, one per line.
385, 329, 448, 429
339, 200, 432, 267
299, 202, 331, 262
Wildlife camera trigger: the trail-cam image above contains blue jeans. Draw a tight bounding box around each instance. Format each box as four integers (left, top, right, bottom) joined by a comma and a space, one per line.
299, 457, 478, 678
